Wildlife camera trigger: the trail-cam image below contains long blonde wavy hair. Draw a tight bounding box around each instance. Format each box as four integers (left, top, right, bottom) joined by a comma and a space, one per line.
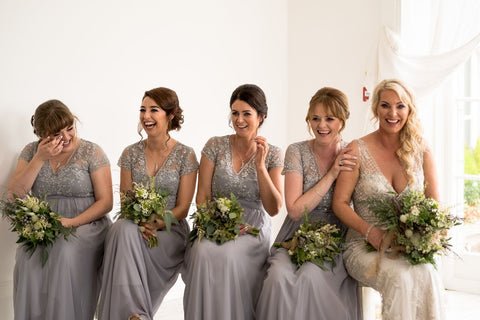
370, 79, 424, 185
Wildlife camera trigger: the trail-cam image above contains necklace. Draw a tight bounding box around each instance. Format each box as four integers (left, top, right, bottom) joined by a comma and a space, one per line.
145, 138, 170, 176
233, 135, 256, 170
311, 140, 339, 174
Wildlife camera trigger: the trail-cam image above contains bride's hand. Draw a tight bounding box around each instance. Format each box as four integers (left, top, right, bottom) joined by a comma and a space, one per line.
367, 226, 385, 251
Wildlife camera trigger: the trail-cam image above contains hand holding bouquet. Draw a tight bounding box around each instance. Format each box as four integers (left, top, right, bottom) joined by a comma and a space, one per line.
1, 194, 76, 267
274, 212, 344, 271
118, 179, 177, 247
189, 194, 259, 245
365, 189, 460, 276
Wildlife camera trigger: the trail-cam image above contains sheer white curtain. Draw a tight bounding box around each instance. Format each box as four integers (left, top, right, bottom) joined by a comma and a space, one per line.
363, 0, 480, 205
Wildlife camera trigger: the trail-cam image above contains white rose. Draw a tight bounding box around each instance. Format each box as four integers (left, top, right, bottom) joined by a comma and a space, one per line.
399, 214, 407, 223
405, 229, 413, 238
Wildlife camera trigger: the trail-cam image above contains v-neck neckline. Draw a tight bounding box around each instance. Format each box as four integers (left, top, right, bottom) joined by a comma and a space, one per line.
359, 139, 408, 195
143, 140, 178, 178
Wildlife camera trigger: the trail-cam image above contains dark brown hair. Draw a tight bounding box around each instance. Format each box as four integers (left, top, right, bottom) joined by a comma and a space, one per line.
229, 84, 268, 127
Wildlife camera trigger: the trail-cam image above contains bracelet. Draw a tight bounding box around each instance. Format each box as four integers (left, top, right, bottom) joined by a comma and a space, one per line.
365, 224, 374, 241
313, 188, 323, 198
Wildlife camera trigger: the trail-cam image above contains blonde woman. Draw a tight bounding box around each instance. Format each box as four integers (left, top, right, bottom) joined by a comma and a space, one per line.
256, 87, 360, 320
332, 79, 444, 319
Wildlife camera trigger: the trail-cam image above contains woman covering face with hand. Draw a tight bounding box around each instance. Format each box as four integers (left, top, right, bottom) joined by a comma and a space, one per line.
8, 99, 113, 320
182, 84, 284, 320
256, 87, 360, 320
98, 87, 198, 320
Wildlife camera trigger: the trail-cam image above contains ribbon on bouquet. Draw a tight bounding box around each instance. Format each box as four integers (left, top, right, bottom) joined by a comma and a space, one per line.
364, 230, 406, 279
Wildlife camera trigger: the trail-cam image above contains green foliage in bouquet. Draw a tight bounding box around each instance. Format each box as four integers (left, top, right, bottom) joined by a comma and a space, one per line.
118, 178, 177, 247
274, 212, 344, 271
366, 189, 460, 266
189, 193, 259, 245
1, 194, 76, 267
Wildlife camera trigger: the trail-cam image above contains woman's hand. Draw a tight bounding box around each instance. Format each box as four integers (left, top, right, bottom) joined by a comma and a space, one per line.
59, 217, 77, 228
367, 226, 385, 251
254, 136, 269, 168
328, 147, 356, 179
139, 219, 166, 242
36, 136, 64, 161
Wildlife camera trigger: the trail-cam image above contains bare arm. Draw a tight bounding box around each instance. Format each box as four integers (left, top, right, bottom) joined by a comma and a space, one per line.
8, 137, 64, 199
423, 146, 440, 201
60, 165, 113, 227
254, 137, 284, 217
287, 147, 355, 221
195, 154, 214, 205
332, 141, 384, 250
172, 170, 197, 220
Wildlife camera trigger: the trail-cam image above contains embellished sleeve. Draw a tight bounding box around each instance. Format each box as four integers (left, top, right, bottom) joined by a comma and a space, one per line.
266, 144, 284, 171
88, 142, 110, 172
117, 143, 136, 171
282, 143, 303, 175
201, 136, 219, 164
18, 141, 38, 162
179, 145, 199, 177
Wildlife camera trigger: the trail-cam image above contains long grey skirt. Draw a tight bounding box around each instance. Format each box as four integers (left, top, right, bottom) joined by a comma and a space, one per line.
256, 248, 361, 320
98, 218, 189, 320
13, 196, 110, 320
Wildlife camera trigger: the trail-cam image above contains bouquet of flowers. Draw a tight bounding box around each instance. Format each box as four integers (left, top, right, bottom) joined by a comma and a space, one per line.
189, 194, 259, 245
274, 212, 344, 271
1, 194, 76, 267
366, 189, 460, 268
118, 179, 177, 247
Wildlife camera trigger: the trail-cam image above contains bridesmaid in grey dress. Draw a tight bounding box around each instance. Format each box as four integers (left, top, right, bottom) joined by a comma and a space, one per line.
7, 99, 113, 320
98, 87, 198, 320
256, 87, 361, 320
333, 79, 444, 319
182, 84, 284, 320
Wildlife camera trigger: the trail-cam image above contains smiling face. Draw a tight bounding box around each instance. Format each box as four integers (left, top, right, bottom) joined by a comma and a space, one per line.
48, 125, 77, 153
308, 103, 342, 145
230, 99, 262, 138
376, 89, 410, 134
140, 96, 171, 137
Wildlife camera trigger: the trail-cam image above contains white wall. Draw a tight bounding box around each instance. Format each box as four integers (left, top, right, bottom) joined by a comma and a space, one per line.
0, 0, 390, 317
0, 0, 288, 316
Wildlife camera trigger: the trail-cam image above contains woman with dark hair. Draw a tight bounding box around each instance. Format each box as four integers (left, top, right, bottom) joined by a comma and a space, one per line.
182, 84, 284, 320
256, 87, 360, 320
8, 99, 113, 320
332, 79, 444, 319
98, 87, 198, 320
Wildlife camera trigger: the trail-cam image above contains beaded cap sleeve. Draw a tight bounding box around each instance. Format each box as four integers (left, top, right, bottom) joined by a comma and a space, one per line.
117, 141, 198, 209
19, 139, 110, 197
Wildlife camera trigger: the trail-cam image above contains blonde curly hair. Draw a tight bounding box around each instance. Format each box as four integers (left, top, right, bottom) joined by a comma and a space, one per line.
370, 79, 424, 184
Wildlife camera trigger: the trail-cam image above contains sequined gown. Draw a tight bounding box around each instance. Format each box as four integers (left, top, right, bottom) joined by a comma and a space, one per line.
256, 141, 361, 320
343, 139, 444, 320
182, 135, 283, 320
98, 141, 198, 320
13, 139, 111, 320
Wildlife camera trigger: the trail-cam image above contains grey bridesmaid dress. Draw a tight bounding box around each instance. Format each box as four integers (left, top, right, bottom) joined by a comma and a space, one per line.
256, 141, 361, 320
98, 141, 198, 320
182, 135, 283, 320
13, 139, 111, 320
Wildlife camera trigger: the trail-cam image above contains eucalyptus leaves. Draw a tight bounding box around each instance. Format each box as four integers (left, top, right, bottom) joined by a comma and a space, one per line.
1, 194, 76, 266
118, 178, 177, 247
189, 194, 259, 245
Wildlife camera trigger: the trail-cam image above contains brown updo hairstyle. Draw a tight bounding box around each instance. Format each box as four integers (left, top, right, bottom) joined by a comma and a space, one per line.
30, 99, 78, 140
138, 87, 184, 138
229, 84, 268, 127
305, 87, 350, 136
